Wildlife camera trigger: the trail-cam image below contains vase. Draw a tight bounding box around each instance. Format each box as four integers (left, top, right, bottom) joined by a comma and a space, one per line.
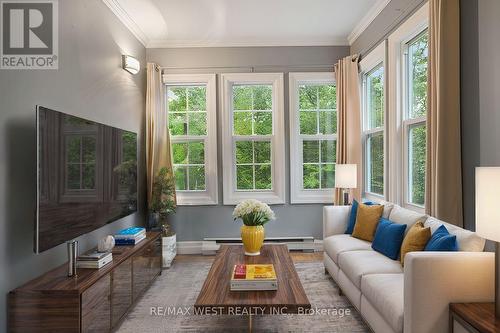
241, 225, 265, 256
162, 234, 177, 268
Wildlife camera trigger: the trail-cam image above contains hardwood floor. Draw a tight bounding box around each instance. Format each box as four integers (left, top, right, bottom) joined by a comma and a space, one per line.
174, 251, 323, 264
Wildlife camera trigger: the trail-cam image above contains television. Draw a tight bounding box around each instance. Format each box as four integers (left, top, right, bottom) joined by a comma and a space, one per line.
35, 106, 138, 253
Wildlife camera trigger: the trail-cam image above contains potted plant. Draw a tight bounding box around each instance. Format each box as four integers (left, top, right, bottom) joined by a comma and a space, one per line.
149, 167, 177, 267
233, 199, 275, 256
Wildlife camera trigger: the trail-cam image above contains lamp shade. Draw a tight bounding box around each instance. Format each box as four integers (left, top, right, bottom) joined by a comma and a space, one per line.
476, 167, 500, 242
122, 55, 140, 74
335, 164, 357, 189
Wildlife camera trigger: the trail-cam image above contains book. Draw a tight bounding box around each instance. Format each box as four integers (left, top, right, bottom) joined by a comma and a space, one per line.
114, 227, 146, 239
115, 233, 146, 245
77, 251, 112, 261
77, 254, 113, 269
230, 264, 278, 291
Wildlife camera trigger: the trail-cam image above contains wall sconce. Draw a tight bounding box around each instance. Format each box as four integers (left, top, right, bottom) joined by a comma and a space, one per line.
122, 55, 140, 74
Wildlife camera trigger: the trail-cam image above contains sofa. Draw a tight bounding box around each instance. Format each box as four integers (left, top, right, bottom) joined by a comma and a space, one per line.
323, 203, 495, 333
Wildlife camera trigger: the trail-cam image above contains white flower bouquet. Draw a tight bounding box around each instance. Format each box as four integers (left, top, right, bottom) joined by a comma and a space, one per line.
233, 199, 276, 226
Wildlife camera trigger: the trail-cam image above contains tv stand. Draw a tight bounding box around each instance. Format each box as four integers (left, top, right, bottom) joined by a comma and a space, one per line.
8, 232, 162, 332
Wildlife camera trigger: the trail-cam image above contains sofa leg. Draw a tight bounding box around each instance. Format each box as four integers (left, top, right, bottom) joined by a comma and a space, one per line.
339, 288, 343, 296
324, 267, 328, 274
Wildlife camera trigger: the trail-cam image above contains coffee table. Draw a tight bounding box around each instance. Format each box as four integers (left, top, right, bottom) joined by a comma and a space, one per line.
194, 244, 311, 330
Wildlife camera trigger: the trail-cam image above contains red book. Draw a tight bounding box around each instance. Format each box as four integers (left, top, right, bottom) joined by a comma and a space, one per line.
233, 264, 246, 279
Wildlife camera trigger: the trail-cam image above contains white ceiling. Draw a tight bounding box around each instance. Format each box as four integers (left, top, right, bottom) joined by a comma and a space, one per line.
103, 0, 390, 48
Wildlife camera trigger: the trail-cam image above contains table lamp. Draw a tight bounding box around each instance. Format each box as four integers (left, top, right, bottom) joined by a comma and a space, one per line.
475, 167, 500, 317
335, 164, 357, 205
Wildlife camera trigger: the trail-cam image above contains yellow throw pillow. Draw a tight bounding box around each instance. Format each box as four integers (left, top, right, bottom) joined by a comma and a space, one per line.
351, 204, 384, 242
400, 221, 431, 266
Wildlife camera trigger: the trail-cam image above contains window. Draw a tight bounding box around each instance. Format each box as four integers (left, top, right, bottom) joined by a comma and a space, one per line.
289, 72, 337, 203
360, 42, 386, 201
164, 74, 217, 205
403, 30, 428, 207
221, 73, 285, 205
387, 2, 428, 211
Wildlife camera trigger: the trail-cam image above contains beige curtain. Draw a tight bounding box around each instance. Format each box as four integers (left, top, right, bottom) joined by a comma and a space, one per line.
146, 63, 176, 205
426, 0, 462, 226
334, 55, 362, 204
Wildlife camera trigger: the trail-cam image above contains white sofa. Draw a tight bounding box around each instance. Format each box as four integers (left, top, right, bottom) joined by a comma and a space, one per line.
323, 203, 495, 333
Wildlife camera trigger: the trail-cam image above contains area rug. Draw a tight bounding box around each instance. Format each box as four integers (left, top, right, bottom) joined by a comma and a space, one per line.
116, 260, 369, 332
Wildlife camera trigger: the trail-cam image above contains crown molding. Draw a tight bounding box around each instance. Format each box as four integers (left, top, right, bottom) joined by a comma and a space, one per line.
146, 37, 349, 49
101, 0, 149, 47
348, 0, 392, 45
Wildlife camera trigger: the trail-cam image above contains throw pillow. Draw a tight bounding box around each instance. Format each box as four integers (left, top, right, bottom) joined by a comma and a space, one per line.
351, 203, 384, 242
371, 218, 407, 260
424, 225, 458, 251
400, 221, 431, 266
345, 200, 377, 234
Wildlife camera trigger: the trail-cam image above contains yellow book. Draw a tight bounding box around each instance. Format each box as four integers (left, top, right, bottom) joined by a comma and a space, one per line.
232, 264, 276, 280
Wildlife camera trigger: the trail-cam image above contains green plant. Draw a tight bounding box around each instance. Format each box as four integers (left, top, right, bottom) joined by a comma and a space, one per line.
149, 167, 176, 236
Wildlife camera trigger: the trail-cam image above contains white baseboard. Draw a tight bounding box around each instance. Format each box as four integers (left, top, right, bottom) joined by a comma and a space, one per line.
176, 241, 203, 255
176, 239, 323, 255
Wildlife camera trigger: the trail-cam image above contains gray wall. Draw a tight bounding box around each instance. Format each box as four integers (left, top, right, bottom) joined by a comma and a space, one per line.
351, 0, 481, 231
478, 0, 500, 166
147, 46, 349, 241
0, 0, 146, 329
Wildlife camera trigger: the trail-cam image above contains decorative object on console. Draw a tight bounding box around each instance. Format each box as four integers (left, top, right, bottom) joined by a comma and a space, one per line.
233, 199, 275, 256
122, 55, 140, 74
476, 166, 500, 317
98, 235, 115, 252
66, 240, 78, 277
149, 167, 177, 267
335, 164, 357, 205
77, 251, 113, 269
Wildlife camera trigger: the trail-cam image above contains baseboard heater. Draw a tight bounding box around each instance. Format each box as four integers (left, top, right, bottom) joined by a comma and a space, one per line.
201, 236, 320, 255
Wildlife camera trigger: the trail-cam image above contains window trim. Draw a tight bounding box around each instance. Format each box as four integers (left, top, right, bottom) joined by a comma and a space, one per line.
163, 73, 218, 205
289, 72, 336, 204
220, 73, 285, 205
387, 2, 428, 213
360, 42, 387, 202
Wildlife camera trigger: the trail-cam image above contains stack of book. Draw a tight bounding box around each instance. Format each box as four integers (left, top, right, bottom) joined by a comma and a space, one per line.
230, 264, 278, 291
114, 227, 146, 246
76, 251, 113, 269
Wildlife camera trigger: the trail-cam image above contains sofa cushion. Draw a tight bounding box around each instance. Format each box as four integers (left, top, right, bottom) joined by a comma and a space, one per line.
378, 200, 395, 219
323, 234, 372, 264
389, 205, 427, 233
424, 217, 485, 252
338, 250, 403, 288
352, 204, 384, 242
372, 218, 407, 260
425, 225, 458, 251
400, 221, 431, 266
361, 274, 404, 333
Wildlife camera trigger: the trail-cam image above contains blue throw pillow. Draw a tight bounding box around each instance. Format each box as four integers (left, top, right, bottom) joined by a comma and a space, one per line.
424, 225, 458, 251
345, 200, 377, 234
371, 218, 407, 260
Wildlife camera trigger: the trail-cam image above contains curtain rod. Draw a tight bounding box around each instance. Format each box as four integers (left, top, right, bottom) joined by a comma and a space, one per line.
158, 64, 335, 71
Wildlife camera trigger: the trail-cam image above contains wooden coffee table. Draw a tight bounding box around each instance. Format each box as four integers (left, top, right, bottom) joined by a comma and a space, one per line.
194, 244, 311, 330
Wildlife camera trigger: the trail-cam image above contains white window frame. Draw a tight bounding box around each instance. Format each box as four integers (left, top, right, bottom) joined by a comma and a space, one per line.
163, 73, 218, 205
360, 42, 387, 202
387, 2, 428, 213
289, 72, 336, 204
220, 73, 285, 205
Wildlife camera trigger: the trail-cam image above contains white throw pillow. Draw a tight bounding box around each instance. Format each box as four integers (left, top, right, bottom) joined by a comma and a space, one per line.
424, 217, 485, 252
388, 205, 427, 233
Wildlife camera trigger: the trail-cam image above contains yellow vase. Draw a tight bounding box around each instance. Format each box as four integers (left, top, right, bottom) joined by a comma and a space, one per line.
240, 225, 265, 256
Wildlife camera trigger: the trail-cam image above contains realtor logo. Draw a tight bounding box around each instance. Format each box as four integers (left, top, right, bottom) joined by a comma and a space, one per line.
1, 0, 58, 69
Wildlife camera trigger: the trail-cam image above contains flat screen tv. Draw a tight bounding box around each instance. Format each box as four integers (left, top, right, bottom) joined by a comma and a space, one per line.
35, 106, 138, 253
